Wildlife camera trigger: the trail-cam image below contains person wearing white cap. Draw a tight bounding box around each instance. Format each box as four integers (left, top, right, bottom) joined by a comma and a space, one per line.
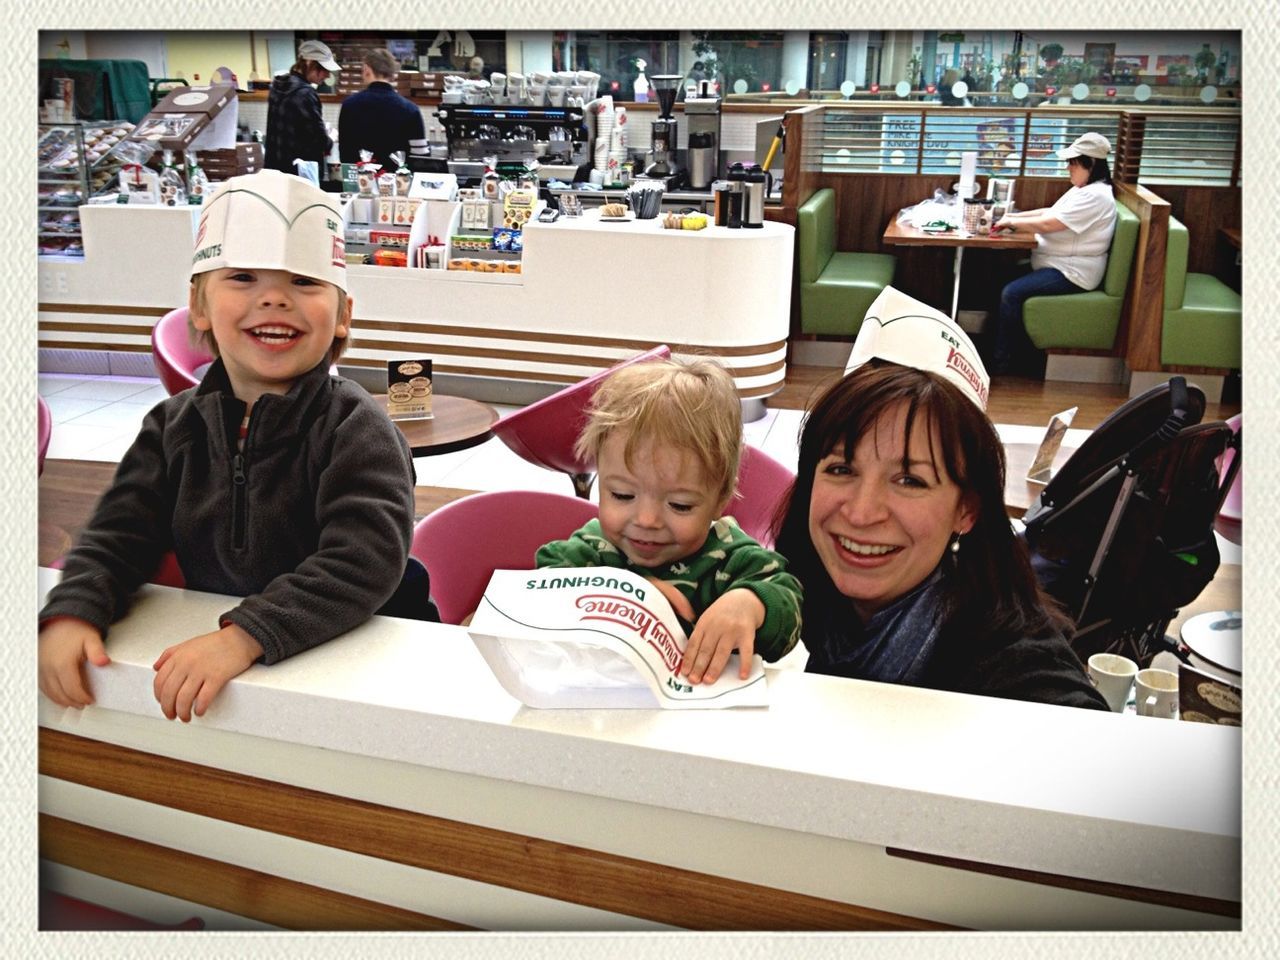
38, 170, 432, 724
770, 288, 1107, 709
988, 131, 1117, 375
265, 38, 341, 177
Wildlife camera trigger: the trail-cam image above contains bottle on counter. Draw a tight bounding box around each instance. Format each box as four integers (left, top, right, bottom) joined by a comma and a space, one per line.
185, 152, 210, 205
158, 150, 186, 207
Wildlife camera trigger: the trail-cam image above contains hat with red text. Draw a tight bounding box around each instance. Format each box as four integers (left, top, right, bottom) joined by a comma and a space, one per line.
844, 286, 990, 410
191, 169, 347, 291
1056, 132, 1111, 160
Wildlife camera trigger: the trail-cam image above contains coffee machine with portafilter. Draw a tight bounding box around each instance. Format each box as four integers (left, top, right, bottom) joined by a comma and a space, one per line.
683, 81, 721, 190
642, 75, 683, 182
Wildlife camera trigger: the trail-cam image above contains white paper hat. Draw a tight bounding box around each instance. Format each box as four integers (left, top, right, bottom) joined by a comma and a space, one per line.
191, 170, 347, 291
845, 286, 990, 410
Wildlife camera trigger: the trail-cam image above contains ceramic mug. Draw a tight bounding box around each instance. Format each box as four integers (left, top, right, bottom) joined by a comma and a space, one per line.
1087, 653, 1138, 713
1135, 668, 1179, 719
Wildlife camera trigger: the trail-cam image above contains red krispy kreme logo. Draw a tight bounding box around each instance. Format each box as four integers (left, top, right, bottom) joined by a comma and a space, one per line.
946, 346, 988, 406
331, 235, 345, 267
574, 593, 683, 672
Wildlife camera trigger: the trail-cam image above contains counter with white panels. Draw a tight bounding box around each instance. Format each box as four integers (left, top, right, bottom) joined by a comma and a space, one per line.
36, 569, 1239, 932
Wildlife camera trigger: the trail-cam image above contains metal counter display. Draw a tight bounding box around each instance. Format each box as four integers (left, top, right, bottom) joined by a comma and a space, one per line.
37, 200, 793, 405
36, 569, 1239, 932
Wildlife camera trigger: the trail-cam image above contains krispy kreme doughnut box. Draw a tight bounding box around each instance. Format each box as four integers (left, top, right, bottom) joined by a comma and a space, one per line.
386, 358, 433, 420
467, 567, 768, 709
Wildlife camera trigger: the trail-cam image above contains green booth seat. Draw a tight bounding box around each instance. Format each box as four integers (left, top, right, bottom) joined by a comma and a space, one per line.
1023, 201, 1139, 351
797, 188, 897, 336
1161, 217, 1242, 370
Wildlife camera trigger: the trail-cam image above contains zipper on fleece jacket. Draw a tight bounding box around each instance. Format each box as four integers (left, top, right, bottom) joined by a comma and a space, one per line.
231, 452, 247, 549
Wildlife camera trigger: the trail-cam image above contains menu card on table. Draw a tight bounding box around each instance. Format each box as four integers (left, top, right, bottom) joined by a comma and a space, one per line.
386, 358, 433, 421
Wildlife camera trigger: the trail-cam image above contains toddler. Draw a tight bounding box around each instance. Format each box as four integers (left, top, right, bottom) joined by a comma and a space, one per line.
39, 169, 426, 722
536, 357, 802, 684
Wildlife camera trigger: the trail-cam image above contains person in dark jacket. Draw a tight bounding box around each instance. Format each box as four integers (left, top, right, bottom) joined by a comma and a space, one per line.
38, 170, 432, 723
337, 47, 428, 167
771, 287, 1107, 710
265, 39, 338, 177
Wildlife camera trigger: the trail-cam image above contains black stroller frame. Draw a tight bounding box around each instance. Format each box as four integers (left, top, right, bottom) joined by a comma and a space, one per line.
1022, 377, 1241, 667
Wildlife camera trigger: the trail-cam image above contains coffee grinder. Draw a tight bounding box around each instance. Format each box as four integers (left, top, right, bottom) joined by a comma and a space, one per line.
643, 75, 683, 182
683, 80, 721, 190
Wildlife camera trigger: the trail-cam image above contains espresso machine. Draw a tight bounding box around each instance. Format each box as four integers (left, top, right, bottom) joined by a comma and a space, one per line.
683, 82, 721, 190
434, 104, 591, 182
642, 75, 683, 183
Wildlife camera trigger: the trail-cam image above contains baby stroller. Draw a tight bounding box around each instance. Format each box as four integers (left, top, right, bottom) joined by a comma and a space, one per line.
1022, 377, 1240, 666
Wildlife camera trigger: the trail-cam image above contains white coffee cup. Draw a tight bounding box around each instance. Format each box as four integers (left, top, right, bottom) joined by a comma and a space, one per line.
1135, 668, 1179, 719
1087, 653, 1138, 713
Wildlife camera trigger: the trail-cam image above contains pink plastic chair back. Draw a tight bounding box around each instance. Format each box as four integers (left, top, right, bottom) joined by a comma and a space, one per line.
38, 395, 52, 475
491, 346, 672, 497
151, 306, 214, 396
1218, 413, 1241, 521
40, 890, 204, 931
730, 444, 796, 548
410, 490, 598, 625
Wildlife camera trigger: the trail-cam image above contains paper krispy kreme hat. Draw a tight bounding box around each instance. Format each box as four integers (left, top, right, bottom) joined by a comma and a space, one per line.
1057, 132, 1111, 160
844, 286, 990, 410
191, 170, 347, 291
297, 39, 340, 72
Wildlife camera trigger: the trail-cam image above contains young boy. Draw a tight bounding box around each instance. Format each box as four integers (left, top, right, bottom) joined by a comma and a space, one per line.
535, 357, 802, 685
39, 169, 423, 722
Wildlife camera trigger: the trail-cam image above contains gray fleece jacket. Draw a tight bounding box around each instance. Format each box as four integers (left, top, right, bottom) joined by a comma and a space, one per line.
39, 358, 417, 663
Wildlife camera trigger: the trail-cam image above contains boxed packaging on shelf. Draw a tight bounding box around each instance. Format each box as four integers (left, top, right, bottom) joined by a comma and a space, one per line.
130, 83, 237, 152
198, 142, 263, 180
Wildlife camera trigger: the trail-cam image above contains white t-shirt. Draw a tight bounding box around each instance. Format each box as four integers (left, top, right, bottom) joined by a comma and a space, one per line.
1030, 181, 1117, 290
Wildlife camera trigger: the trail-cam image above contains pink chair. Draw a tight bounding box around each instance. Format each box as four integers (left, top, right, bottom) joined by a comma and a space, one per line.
410, 490, 598, 625
151, 306, 213, 396
730, 444, 796, 548
491, 346, 672, 498
40, 890, 204, 931
38, 395, 52, 475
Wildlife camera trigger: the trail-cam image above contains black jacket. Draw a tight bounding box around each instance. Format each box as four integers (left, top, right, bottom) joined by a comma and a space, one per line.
40, 360, 421, 663
805, 595, 1109, 710
265, 71, 331, 174
337, 82, 427, 166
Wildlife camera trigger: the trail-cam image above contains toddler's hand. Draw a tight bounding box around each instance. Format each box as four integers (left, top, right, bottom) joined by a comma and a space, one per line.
645, 576, 695, 622
152, 623, 264, 722
38, 616, 110, 708
679, 589, 764, 685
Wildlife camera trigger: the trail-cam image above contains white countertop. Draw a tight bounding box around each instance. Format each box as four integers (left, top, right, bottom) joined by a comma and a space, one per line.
37, 568, 1240, 902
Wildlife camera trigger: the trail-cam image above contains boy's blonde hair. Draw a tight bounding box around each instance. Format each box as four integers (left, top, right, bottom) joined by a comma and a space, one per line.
575, 357, 742, 503
188, 272, 351, 364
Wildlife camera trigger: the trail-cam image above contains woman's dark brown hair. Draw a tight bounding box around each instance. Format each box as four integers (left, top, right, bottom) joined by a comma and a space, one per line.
772, 361, 1070, 639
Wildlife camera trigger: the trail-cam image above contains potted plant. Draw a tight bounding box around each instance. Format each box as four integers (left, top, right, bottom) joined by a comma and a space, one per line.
1040, 42, 1063, 68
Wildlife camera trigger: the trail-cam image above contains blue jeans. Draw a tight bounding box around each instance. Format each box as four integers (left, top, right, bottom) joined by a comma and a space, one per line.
993, 267, 1084, 369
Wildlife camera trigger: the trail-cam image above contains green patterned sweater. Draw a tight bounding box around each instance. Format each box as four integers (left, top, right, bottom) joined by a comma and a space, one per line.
534, 517, 803, 662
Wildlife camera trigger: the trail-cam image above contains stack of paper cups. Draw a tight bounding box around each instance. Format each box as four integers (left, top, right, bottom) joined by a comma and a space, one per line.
594, 100, 615, 171
958, 150, 977, 199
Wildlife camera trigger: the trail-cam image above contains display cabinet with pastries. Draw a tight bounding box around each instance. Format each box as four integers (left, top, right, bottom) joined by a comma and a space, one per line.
37, 120, 137, 258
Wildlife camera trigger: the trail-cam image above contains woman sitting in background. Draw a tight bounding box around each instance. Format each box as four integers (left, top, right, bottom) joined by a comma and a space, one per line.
773, 288, 1107, 709
989, 132, 1117, 375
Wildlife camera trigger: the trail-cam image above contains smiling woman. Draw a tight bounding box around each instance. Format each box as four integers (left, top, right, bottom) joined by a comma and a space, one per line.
772, 290, 1107, 710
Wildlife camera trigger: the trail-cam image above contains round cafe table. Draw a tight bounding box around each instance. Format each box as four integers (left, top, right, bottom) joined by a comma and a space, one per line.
374, 394, 499, 457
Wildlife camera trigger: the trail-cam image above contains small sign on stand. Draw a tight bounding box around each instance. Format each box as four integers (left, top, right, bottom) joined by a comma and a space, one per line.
386, 358, 433, 421
1026, 406, 1077, 484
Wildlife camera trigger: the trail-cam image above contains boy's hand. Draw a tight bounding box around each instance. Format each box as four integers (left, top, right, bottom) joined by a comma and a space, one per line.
152, 623, 264, 722
679, 588, 765, 685
38, 616, 110, 708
